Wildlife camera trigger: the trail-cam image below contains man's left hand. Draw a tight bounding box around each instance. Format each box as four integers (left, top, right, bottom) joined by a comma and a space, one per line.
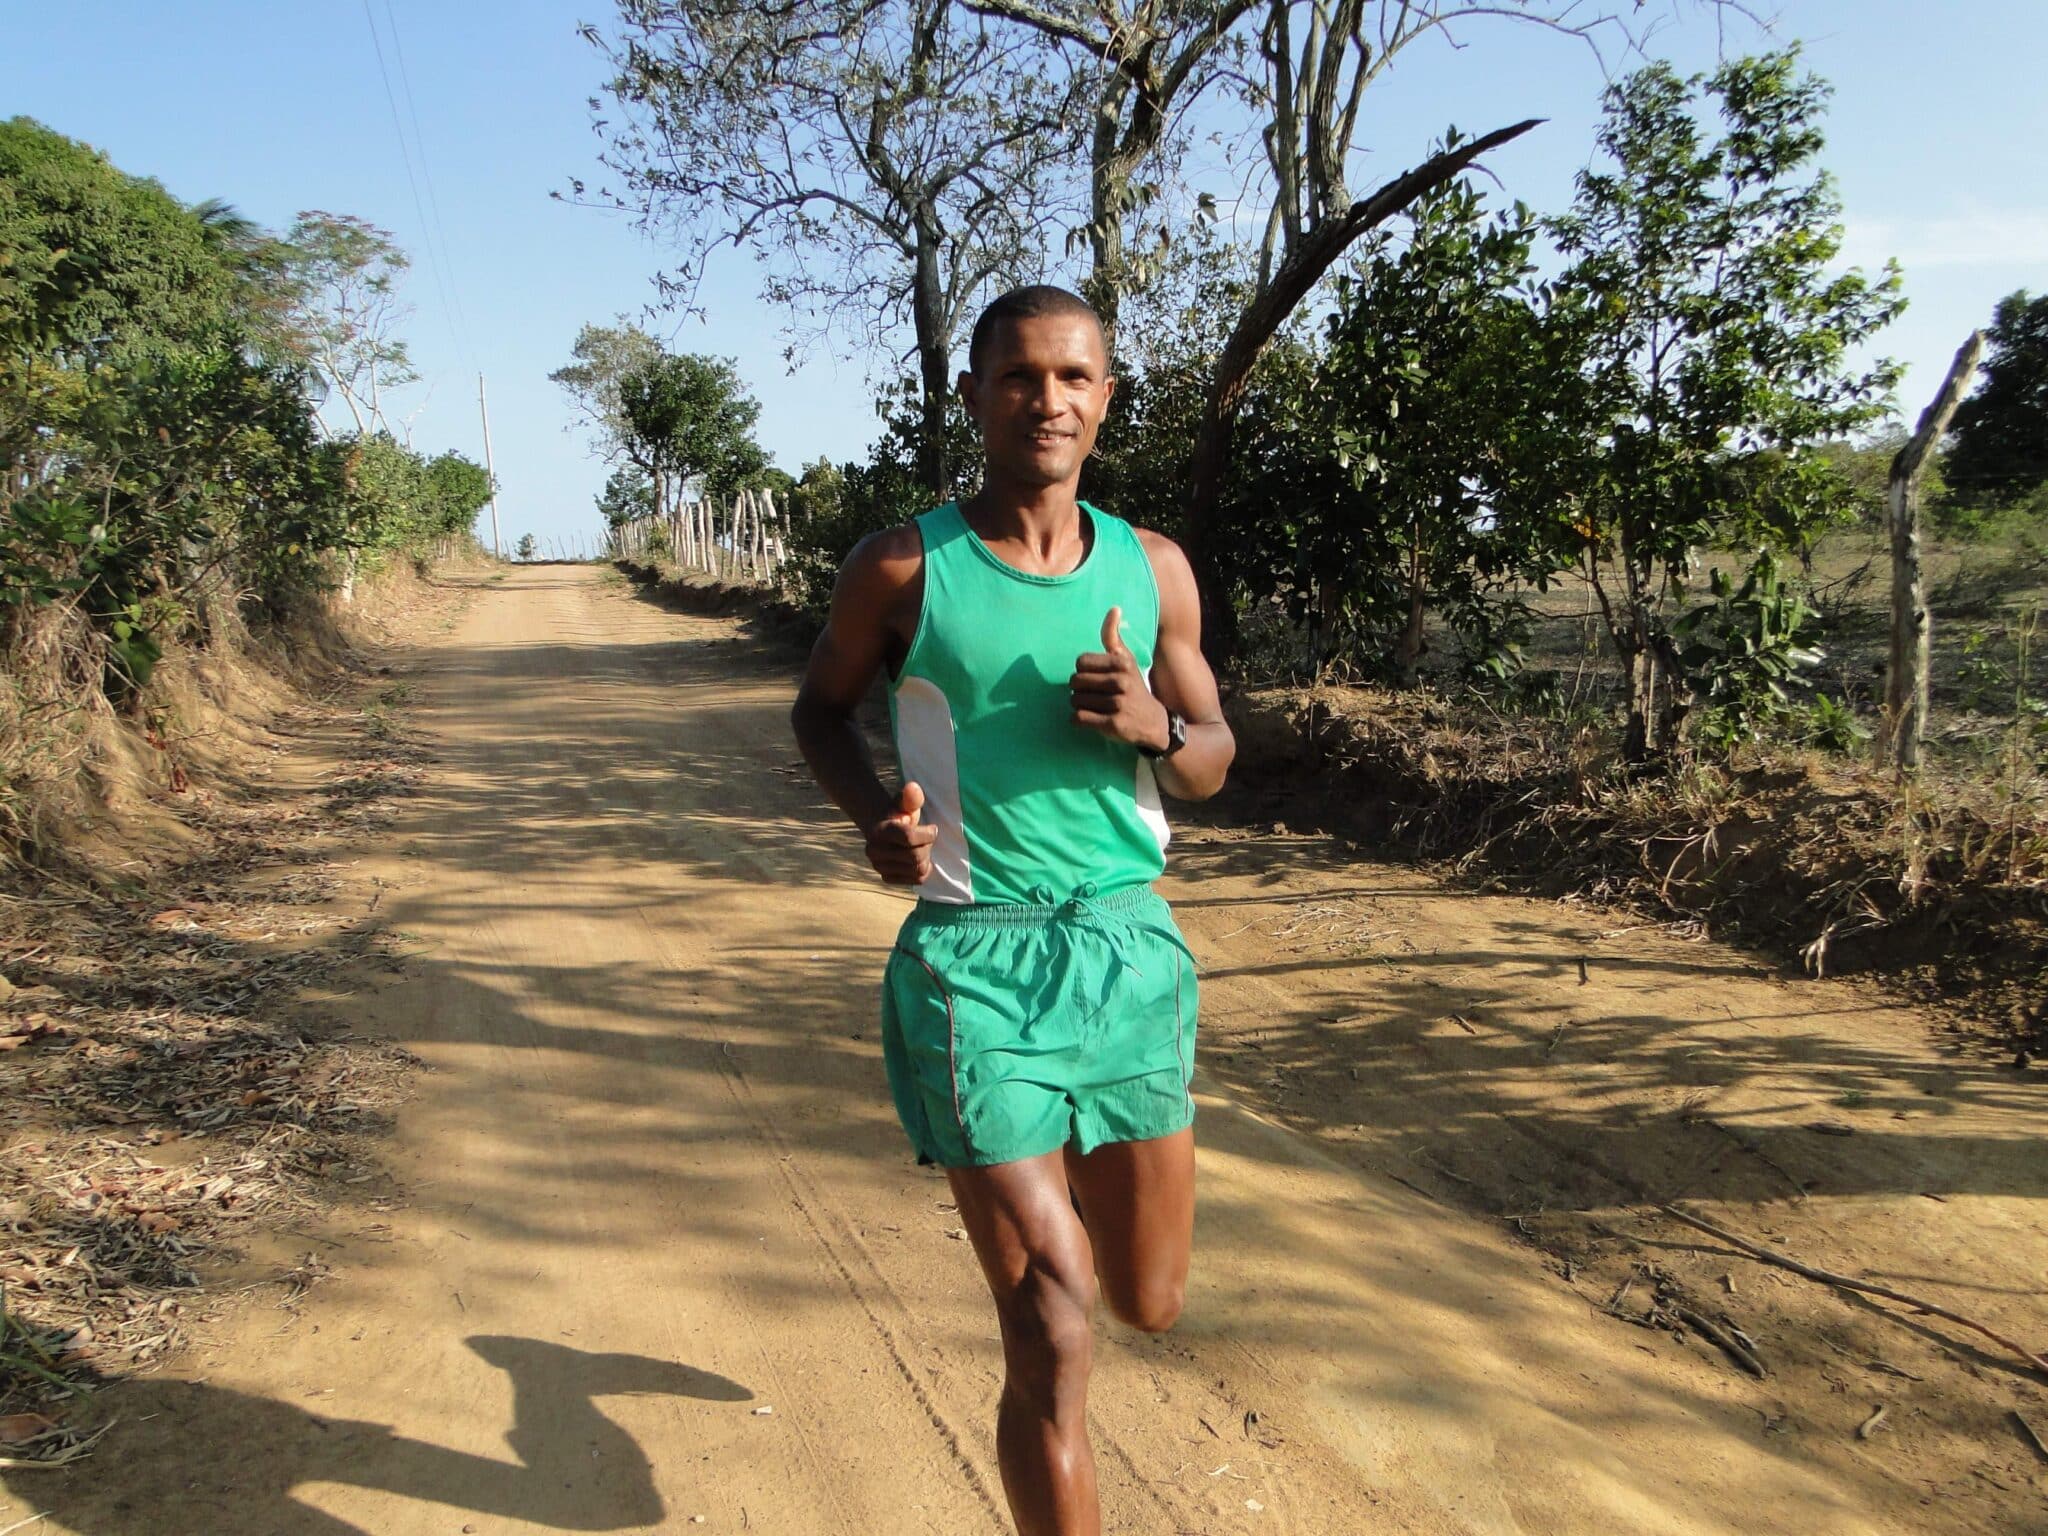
1071, 606, 1169, 752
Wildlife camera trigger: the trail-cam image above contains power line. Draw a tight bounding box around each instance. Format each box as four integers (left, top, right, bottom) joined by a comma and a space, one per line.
359, 0, 468, 376
380, 0, 475, 359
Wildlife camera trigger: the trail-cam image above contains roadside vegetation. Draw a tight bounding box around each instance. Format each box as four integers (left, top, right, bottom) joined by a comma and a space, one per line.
0, 116, 493, 868
577, 8, 2044, 1041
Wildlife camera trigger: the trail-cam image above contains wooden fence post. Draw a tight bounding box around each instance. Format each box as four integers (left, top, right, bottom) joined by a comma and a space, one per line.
1877, 330, 1985, 773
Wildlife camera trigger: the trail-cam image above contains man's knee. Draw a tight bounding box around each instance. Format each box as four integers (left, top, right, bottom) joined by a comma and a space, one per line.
1105, 1274, 1184, 1335
996, 1257, 1097, 1396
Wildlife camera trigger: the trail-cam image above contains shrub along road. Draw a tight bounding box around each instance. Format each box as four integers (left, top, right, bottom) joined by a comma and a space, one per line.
6, 562, 2039, 1534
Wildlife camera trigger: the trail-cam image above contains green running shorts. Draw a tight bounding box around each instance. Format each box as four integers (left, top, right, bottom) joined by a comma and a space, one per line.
879, 883, 1198, 1168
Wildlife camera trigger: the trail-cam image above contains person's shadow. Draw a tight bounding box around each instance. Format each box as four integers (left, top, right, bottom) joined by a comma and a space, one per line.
0, 1335, 751, 1535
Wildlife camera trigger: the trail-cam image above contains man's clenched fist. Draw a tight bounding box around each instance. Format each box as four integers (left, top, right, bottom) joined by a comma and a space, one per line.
1070, 606, 1169, 752
867, 780, 936, 885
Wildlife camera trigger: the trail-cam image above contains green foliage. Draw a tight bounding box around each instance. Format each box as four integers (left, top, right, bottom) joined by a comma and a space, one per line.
1541, 51, 1903, 756
1945, 290, 2048, 506
1802, 692, 1869, 754
1220, 178, 1555, 680
1672, 550, 1824, 749
617, 351, 771, 503
335, 437, 492, 564
0, 116, 246, 357
765, 51, 1919, 774
516, 534, 537, 561
595, 465, 655, 527
783, 385, 969, 619
0, 117, 452, 697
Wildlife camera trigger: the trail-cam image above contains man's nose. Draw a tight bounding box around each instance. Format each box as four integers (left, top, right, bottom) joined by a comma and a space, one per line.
1026, 374, 1064, 416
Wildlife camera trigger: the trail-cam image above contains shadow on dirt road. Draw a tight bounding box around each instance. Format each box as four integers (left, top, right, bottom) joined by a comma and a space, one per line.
2, 1337, 749, 1535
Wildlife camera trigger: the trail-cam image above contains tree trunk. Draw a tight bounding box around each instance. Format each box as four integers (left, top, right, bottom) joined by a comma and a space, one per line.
1624, 644, 1657, 763
1878, 329, 1984, 772
1394, 520, 1427, 684
911, 223, 952, 499
1180, 120, 1541, 665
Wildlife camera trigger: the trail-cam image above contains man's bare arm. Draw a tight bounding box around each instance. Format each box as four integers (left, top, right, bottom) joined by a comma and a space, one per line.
1068, 530, 1234, 800
789, 527, 935, 884
1139, 531, 1233, 801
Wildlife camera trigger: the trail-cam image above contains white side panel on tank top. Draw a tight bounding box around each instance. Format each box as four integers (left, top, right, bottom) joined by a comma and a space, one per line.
891, 675, 974, 903
1134, 665, 1171, 852
1134, 758, 1171, 853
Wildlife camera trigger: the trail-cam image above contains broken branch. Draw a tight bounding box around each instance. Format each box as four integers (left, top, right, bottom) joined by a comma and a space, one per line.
1658, 1203, 2048, 1377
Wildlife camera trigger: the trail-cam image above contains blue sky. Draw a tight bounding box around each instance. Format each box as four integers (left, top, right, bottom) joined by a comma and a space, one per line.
10, 2, 2045, 548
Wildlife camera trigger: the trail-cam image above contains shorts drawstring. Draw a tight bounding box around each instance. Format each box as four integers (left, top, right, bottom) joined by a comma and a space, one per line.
1028, 880, 1200, 988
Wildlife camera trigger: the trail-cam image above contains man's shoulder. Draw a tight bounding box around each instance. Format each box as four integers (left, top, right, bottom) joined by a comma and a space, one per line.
848, 520, 926, 570
834, 521, 926, 613
1129, 524, 1193, 574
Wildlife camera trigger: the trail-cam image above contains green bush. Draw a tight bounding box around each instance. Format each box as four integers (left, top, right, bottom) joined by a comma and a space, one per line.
2, 117, 480, 691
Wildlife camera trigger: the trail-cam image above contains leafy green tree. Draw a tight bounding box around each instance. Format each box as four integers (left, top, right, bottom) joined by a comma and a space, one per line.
1944, 290, 2048, 506
283, 211, 417, 436
1540, 52, 1903, 758
550, 321, 664, 466
1296, 180, 1550, 680
616, 351, 771, 511
1, 115, 454, 713
322, 438, 489, 598
0, 117, 245, 358
516, 534, 538, 561
0, 119, 344, 679
595, 465, 655, 527
419, 452, 494, 541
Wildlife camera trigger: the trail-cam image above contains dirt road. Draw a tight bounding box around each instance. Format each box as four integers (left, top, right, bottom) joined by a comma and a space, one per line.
7, 563, 2039, 1534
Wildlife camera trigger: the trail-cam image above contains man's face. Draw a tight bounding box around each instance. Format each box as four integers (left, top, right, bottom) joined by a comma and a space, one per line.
959, 312, 1115, 490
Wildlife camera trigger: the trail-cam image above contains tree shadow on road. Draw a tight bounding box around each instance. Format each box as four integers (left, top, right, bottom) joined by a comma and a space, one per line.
0, 1336, 750, 1536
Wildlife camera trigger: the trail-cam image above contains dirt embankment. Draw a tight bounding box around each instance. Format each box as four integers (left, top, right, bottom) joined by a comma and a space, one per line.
1221, 684, 2046, 1048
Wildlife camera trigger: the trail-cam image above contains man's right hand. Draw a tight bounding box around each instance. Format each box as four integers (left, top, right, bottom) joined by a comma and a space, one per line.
867, 781, 936, 885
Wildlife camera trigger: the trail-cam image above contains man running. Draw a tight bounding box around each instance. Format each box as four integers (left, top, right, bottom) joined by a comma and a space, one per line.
791, 284, 1233, 1536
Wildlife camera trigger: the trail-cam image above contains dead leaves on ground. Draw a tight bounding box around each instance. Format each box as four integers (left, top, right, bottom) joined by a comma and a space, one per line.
0, 681, 427, 1459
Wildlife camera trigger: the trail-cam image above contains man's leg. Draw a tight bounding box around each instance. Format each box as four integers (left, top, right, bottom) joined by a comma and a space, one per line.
1064, 1127, 1195, 1333
948, 1151, 1102, 1536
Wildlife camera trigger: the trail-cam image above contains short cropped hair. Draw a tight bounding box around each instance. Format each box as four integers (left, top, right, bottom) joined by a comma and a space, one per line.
966, 285, 1105, 375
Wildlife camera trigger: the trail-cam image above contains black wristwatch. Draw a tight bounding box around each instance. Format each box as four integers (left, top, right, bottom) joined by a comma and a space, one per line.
1139, 710, 1188, 760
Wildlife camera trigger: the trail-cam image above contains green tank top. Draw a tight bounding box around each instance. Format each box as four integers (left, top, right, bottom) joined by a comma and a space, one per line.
889, 501, 1169, 906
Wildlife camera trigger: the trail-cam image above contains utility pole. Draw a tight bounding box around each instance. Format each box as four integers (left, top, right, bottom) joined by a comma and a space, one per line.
478, 372, 503, 559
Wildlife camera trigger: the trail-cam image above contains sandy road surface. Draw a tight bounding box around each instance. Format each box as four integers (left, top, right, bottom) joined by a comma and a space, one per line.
7, 563, 2008, 1535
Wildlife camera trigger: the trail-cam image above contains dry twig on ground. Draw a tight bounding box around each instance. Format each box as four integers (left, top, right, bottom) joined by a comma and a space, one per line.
1658, 1203, 2048, 1376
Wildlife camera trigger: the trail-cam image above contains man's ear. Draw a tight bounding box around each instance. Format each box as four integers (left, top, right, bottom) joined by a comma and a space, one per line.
956, 369, 979, 421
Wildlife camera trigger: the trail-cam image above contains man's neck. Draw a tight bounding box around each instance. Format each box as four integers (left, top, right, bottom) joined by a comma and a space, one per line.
961, 475, 1085, 565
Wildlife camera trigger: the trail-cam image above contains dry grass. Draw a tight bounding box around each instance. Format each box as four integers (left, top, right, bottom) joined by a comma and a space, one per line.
1228, 683, 2048, 1042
